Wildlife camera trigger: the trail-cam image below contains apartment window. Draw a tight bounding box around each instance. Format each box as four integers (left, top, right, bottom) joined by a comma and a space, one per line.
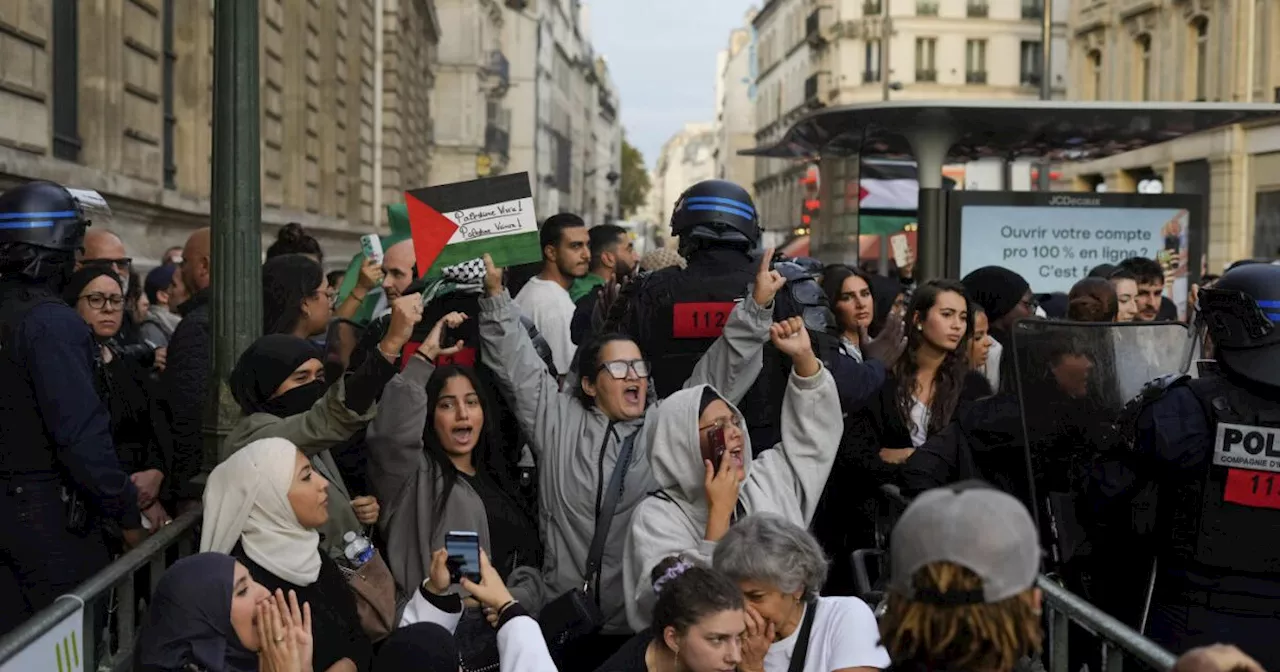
915, 38, 937, 82
552, 130, 571, 192
863, 0, 882, 15
162, 0, 177, 188
1254, 0, 1266, 90
1020, 40, 1043, 86
1021, 0, 1043, 19
965, 40, 988, 83
967, 0, 989, 17
917, 1, 939, 15
1136, 34, 1152, 101
1191, 17, 1209, 100
51, 0, 80, 160
865, 40, 882, 82
1088, 49, 1103, 100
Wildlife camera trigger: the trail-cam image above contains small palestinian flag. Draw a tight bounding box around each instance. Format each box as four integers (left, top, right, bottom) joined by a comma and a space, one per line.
858, 161, 924, 211
404, 172, 541, 278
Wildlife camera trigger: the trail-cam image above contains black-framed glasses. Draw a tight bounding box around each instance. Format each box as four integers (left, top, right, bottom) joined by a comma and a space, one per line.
80, 293, 125, 310
84, 257, 133, 272
597, 359, 650, 379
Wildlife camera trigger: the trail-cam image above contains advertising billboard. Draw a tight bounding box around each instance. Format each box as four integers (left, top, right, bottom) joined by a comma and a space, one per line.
946, 192, 1204, 318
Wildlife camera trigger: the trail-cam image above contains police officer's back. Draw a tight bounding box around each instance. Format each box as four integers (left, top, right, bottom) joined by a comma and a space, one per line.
613, 180, 760, 398
0, 181, 143, 633
1114, 263, 1280, 665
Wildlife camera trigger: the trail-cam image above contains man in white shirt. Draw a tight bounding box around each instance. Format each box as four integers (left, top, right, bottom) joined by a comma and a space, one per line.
514, 213, 590, 375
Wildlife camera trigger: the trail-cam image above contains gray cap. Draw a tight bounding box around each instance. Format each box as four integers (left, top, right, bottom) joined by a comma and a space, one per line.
889, 482, 1040, 605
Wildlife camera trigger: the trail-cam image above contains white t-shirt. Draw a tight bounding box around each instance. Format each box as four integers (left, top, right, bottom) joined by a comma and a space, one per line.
513, 276, 578, 375
764, 596, 891, 672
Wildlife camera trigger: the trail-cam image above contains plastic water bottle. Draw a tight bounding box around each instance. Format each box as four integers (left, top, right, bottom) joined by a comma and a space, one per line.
342, 531, 374, 568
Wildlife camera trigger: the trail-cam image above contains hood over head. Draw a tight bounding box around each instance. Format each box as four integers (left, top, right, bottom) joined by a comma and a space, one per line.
646, 384, 754, 518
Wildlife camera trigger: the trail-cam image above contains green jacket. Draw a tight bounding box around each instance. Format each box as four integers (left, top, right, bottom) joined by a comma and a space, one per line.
222, 379, 377, 559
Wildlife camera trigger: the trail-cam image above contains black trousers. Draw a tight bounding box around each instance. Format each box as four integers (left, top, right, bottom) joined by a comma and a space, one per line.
1147, 598, 1280, 670
0, 479, 111, 635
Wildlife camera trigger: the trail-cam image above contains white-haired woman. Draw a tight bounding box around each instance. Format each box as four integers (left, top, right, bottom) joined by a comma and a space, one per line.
712, 514, 890, 672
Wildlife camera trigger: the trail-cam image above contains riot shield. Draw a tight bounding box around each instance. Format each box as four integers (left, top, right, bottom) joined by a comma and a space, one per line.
1009, 319, 1191, 567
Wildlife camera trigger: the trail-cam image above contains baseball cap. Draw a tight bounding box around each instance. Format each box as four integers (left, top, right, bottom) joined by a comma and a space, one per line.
889, 481, 1040, 605
144, 264, 177, 303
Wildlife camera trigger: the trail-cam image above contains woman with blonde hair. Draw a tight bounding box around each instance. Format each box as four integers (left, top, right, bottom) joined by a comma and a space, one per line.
881, 482, 1043, 672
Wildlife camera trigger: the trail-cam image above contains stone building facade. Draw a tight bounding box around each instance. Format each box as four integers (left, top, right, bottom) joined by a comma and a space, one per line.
0, 0, 439, 269
1058, 0, 1280, 267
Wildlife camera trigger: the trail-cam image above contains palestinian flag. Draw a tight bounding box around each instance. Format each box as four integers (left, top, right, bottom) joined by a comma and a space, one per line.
333, 204, 413, 326
404, 172, 542, 278
857, 161, 933, 211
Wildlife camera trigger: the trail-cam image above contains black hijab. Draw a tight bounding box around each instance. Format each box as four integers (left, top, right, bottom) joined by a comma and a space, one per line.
866, 273, 904, 338
230, 334, 324, 417
137, 553, 257, 672
372, 622, 458, 672
61, 266, 122, 309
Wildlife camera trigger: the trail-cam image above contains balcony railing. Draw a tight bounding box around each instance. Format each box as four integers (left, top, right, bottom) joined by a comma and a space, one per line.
1021, 72, 1043, 87
485, 124, 510, 161
1022, 2, 1044, 18
804, 74, 821, 101
967, 2, 989, 16
966, 70, 988, 84
863, 70, 882, 83
485, 50, 510, 93
916, 68, 937, 82
863, 0, 882, 14
504, 0, 529, 10
917, 2, 939, 14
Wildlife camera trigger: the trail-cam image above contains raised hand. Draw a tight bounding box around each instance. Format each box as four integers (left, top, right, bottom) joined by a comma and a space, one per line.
350, 495, 380, 525
751, 247, 786, 307
355, 256, 382, 293
860, 310, 907, 367
770, 317, 818, 375
738, 605, 774, 672
482, 254, 504, 298
459, 550, 518, 629
380, 293, 425, 358
702, 450, 742, 543
424, 548, 452, 596
257, 594, 303, 672
420, 311, 469, 361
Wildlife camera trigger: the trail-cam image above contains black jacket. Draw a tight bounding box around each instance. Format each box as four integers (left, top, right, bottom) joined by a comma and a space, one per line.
160, 288, 211, 501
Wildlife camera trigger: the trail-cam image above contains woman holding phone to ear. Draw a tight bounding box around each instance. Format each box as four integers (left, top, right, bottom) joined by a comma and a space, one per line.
622, 316, 841, 632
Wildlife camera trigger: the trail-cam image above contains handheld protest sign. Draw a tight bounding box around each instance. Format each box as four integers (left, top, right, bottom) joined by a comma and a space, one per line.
403, 172, 541, 278
946, 192, 1204, 319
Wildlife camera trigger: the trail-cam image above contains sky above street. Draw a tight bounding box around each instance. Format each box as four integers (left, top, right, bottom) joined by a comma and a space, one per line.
587, 0, 759, 169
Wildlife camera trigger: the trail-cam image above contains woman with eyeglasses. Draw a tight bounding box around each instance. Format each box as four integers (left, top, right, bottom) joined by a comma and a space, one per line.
63, 266, 171, 530
477, 253, 783, 669
622, 316, 840, 632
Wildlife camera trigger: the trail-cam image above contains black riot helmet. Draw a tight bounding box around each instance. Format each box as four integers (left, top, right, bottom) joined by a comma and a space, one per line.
670, 180, 760, 257
0, 181, 100, 283
1198, 262, 1280, 388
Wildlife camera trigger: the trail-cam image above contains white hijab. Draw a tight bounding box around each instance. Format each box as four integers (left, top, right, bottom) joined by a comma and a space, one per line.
200, 437, 322, 586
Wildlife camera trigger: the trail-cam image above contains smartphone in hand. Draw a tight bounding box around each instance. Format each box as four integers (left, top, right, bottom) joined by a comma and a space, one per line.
445, 530, 482, 583
702, 426, 727, 472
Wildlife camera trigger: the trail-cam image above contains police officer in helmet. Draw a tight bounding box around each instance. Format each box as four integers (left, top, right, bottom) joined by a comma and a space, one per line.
1100, 262, 1280, 666
0, 181, 145, 633
611, 179, 764, 398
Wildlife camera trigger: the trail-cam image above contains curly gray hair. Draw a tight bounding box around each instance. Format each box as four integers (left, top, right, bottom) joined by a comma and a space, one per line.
711, 513, 829, 599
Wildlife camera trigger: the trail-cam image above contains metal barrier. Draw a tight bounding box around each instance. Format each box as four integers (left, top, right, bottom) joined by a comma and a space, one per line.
0, 508, 203, 672
1039, 576, 1178, 672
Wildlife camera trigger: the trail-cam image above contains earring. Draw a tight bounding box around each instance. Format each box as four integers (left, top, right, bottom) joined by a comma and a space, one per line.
916, 324, 923, 331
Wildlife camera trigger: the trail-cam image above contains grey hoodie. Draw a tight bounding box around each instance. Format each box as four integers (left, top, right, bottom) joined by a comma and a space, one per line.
623, 366, 841, 631
479, 289, 772, 634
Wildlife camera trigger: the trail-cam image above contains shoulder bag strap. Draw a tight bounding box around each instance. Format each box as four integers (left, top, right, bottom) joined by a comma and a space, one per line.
786, 599, 820, 672
584, 430, 641, 589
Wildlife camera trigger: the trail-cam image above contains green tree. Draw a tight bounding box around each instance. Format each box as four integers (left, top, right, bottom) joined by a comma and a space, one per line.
619, 138, 651, 218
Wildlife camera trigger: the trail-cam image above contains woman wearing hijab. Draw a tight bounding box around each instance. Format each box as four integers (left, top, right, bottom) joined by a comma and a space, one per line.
203, 437, 372, 672
623, 317, 841, 631
221, 296, 423, 558
63, 266, 170, 530
137, 551, 313, 672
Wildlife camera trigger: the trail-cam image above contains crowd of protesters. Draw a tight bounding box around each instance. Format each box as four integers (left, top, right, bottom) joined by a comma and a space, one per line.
1, 178, 1274, 672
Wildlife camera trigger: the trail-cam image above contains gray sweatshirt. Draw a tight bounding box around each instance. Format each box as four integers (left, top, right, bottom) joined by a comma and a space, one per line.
478, 289, 772, 634
624, 366, 841, 631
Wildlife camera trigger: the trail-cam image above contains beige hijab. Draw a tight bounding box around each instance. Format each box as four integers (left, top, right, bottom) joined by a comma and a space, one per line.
200, 437, 322, 586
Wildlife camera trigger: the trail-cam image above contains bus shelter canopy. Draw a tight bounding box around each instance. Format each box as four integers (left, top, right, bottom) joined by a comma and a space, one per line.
741, 101, 1280, 162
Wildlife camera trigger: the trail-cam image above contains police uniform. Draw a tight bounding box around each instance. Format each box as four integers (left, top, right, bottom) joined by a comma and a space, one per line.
0, 181, 141, 633
611, 180, 762, 399
1117, 264, 1280, 666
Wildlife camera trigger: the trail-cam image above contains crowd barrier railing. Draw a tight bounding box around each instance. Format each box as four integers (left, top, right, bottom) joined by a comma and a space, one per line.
0, 507, 203, 672
1039, 576, 1178, 672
